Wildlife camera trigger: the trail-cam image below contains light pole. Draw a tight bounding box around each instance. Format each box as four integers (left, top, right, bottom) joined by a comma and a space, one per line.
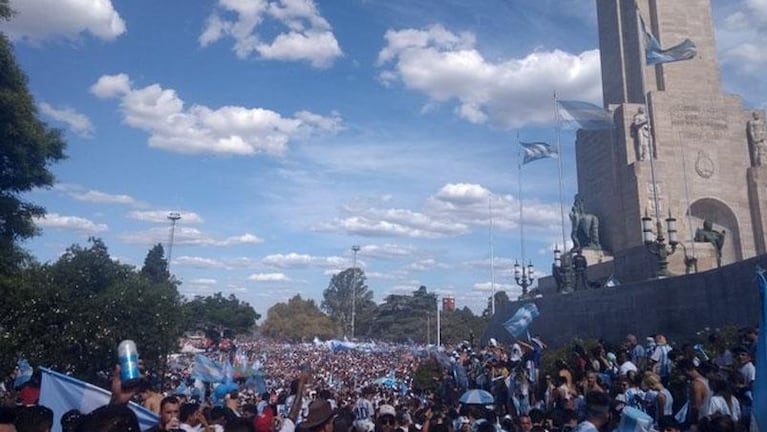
513, 260, 535, 296
350, 245, 360, 340
436, 296, 441, 347
167, 212, 181, 273
641, 210, 679, 277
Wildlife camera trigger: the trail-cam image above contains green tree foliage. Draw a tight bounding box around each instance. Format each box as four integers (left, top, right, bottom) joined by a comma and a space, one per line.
322, 268, 375, 337
0, 239, 185, 382
0, 26, 66, 272
182, 292, 260, 335
440, 306, 487, 345
141, 243, 170, 283
371, 286, 437, 343
411, 357, 443, 394
261, 295, 338, 341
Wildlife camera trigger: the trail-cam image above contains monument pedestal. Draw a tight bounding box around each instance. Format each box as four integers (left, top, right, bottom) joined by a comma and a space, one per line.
747, 167, 767, 254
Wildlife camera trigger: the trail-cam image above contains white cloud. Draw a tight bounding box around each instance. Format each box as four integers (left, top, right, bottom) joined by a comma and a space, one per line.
174, 256, 228, 269
316, 207, 469, 238
360, 243, 417, 260
377, 24, 602, 127
717, 1, 767, 76
128, 210, 204, 224
120, 226, 262, 247
35, 212, 108, 234
187, 278, 218, 286
2, 0, 126, 41
90, 73, 342, 156
248, 272, 290, 282
261, 252, 315, 268
39, 103, 93, 137
55, 184, 146, 207
200, 0, 342, 68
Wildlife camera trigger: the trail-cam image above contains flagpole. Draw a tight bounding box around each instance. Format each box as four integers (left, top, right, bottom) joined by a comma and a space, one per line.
489, 196, 496, 315
636, 8, 661, 223
553, 91, 568, 252
518, 136, 524, 261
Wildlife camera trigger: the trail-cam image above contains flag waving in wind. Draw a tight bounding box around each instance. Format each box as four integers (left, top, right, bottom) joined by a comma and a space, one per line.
520, 142, 558, 165
639, 15, 696, 66
503, 303, 540, 337
557, 100, 613, 130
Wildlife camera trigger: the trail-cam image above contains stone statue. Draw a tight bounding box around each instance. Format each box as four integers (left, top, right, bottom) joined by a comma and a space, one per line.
694, 219, 726, 267
632, 107, 652, 161
569, 194, 601, 251
747, 111, 766, 167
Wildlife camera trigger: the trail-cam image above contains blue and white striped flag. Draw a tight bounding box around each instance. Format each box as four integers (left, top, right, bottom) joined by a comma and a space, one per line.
503, 303, 540, 337
753, 268, 767, 431
520, 142, 558, 165
640, 15, 696, 66
39, 368, 158, 432
191, 353, 225, 382
616, 406, 654, 432
557, 100, 613, 130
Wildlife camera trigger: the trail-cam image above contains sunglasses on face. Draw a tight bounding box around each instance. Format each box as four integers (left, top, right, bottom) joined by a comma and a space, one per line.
380, 417, 396, 426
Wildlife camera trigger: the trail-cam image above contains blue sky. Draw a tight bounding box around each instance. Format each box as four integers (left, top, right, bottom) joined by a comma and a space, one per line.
5, 0, 766, 319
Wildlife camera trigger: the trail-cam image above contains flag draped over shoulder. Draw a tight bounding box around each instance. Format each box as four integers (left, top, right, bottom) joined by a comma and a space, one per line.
557, 100, 613, 130
753, 269, 767, 431
39, 368, 159, 432
640, 15, 696, 65
503, 303, 540, 337
520, 142, 558, 165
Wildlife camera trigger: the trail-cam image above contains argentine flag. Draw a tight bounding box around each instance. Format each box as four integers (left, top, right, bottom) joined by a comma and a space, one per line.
520, 142, 558, 165
640, 15, 697, 66
40, 368, 158, 432
557, 100, 613, 130
503, 303, 540, 337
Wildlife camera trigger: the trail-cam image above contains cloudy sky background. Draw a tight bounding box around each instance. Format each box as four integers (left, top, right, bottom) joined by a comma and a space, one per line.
5, 0, 766, 319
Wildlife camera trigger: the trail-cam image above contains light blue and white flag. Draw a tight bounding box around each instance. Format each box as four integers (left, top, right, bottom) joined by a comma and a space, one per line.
753, 268, 767, 431
39, 367, 158, 432
503, 303, 540, 337
616, 406, 654, 432
520, 142, 558, 165
557, 100, 613, 130
640, 15, 697, 66
191, 353, 225, 383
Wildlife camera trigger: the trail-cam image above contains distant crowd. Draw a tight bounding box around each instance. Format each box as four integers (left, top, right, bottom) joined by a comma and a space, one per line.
0, 326, 760, 432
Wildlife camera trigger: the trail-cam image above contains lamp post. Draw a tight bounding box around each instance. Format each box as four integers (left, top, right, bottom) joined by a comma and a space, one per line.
350, 245, 360, 340
167, 212, 181, 273
642, 210, 679, 277
552, 246, 572, 293
513, 260, 535, 296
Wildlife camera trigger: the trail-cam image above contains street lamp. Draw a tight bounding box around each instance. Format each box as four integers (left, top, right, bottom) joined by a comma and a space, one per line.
513, 259, 535, 296
641, 210, 679, 277
350, 245, 360, 340
167, 212, 181, 273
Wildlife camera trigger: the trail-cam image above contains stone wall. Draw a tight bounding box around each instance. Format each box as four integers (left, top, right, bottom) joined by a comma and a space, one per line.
483, 254, 765, 347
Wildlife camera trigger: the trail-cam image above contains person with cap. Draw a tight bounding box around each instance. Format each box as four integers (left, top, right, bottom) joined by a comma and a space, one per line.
376, 405, 397, 432
299, 399, 336, 432
571, 391, 611, 432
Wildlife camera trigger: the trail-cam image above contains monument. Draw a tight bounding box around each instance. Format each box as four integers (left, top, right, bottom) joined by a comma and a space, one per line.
573, 0, 767, 281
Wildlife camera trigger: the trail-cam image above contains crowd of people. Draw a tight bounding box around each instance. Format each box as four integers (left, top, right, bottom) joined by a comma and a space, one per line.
0, 326, 760, 432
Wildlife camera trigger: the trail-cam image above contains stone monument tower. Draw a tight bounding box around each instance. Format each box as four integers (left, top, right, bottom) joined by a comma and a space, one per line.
574, 0, 766, 279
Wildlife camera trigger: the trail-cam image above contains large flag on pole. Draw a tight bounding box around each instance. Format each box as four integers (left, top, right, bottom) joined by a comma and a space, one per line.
639, 15, 696, 66
520, 142, 558, 165
753, 268, 767, 431
503, 303, 540, 337
39, 367, 158, 432
557, 100, 613, 130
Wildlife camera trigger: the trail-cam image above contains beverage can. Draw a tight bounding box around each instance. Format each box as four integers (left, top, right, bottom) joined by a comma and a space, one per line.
117, 339, 141, 386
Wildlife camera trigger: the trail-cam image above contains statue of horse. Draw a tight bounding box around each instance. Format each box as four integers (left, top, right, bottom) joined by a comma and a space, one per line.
569, 195, 601, 251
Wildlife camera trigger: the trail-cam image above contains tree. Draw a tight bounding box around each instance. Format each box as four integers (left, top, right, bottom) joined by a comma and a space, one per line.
0, 23, 66, 272
182, 292, 260, 335
440, 306, 487, 346
141, 243, 170, 283
261, 295, 338, 341
371, 285, 438, 343
321, 268, 375, 337
0, 238, 185, 382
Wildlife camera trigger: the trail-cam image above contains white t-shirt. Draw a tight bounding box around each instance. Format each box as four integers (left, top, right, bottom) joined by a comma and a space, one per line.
740, 362, 756, 386
618, 361, 638, 376
707, 395, 741, 422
